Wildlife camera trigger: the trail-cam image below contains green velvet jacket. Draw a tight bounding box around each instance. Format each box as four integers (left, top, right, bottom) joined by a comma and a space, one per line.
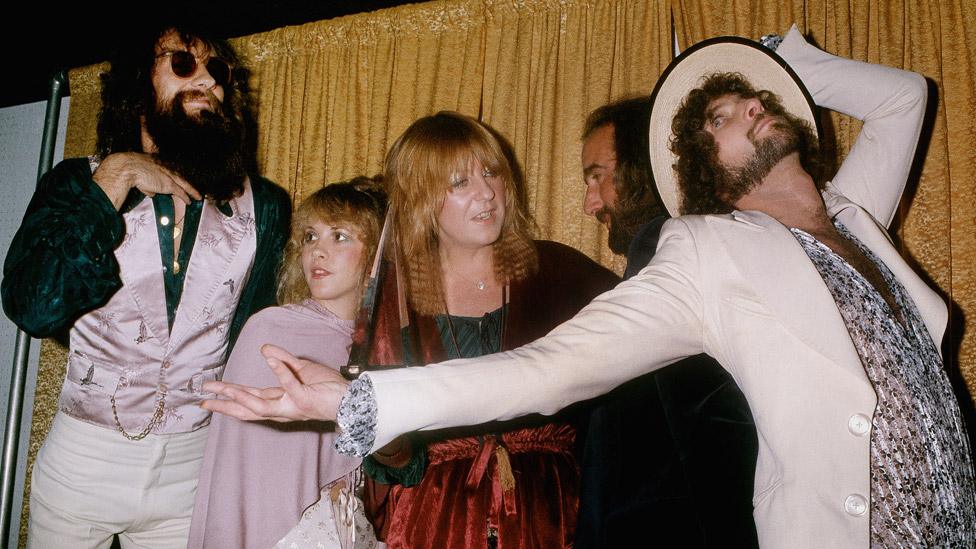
2, 157, 290, 352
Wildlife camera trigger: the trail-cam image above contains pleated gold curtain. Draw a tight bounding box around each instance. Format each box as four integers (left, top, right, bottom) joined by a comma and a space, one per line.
21, 0, 976, 542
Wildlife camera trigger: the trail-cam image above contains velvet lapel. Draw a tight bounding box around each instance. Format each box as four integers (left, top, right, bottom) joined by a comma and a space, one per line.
712, 211, 869, 385
369, 260, 431, 367
116, 197, 170, 348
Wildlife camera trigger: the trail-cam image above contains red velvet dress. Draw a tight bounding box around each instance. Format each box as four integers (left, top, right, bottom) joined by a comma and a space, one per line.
366, 241, 618, 548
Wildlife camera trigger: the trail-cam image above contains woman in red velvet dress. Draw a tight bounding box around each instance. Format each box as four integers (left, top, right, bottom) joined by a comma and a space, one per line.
364, 112, 618, 548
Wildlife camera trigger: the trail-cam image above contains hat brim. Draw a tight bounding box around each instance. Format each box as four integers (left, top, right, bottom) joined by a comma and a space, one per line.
648, 36, 820, 217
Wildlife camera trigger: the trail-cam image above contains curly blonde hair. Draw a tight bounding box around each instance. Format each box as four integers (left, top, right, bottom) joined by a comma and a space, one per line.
276, 176, 387, 306
385, 112, 538, 316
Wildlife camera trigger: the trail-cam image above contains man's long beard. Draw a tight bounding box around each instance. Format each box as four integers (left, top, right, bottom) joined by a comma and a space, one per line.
715, 116, 802, 206
144, 90, 246, 203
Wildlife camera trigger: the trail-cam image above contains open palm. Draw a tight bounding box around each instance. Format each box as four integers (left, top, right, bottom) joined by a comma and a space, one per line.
202, 344, 349, 423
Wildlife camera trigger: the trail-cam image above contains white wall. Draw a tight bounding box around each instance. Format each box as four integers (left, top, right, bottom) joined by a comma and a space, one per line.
0, 96, 70, 548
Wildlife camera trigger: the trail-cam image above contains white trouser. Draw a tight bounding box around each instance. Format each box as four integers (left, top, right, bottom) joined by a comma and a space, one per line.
28, 412, 208, 549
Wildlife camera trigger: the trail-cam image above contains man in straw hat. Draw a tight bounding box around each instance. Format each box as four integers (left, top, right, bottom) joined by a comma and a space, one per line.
204, 25, 975, 547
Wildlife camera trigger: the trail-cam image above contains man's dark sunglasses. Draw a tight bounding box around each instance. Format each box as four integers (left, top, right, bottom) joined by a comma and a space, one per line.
157, 50, 233, 87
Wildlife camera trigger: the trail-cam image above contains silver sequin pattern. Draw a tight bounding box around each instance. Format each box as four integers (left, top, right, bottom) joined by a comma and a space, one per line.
792, 223, 975, 547
334, 375, 378, 457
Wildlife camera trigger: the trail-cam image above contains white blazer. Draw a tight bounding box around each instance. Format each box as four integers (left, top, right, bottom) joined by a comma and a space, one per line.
363, 27, 936, 549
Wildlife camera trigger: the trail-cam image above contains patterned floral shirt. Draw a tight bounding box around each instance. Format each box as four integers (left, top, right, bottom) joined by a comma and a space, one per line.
791, 222, 975, 547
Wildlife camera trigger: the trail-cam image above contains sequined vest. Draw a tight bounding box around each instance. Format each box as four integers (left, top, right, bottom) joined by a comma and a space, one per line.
59, 180, 257, 436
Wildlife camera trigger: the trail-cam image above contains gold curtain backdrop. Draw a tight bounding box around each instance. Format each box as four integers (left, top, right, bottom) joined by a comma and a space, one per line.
20, 0, 976, 542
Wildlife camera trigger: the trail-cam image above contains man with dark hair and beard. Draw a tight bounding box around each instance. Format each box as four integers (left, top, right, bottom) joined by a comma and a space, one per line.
581, 97, 663, 260
577, 99, 759, 547
2, 24, 290, 548
201, 26, 974, 549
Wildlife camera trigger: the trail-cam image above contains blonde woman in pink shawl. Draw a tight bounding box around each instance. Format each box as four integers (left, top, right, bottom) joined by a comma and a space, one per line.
187, 178, 385, 548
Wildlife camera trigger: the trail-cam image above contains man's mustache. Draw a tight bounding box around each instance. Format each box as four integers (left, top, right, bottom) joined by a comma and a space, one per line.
171, 90, 221, 113
747, 113, 786, 142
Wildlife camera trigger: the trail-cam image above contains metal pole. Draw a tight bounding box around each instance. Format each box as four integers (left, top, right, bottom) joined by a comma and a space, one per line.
1, 69, 68, 548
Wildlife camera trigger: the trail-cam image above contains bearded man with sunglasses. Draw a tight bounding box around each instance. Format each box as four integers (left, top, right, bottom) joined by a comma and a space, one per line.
2, 24, 289, 548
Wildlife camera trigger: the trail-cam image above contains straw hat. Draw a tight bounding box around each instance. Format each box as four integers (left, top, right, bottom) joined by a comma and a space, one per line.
647, 35, 819, 216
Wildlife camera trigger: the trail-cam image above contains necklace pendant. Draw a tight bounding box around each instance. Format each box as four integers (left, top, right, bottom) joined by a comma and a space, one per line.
173, 260, 181, 275
173, 226, 182, 239
477, 281, 486, 291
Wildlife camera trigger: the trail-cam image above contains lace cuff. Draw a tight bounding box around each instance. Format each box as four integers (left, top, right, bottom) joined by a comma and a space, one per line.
760, 33, 783, 52
334, 374, 378, 457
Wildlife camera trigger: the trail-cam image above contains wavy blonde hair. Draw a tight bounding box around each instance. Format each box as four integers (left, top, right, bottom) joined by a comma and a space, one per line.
277, 176, 387, 306
385, 111, 538, 316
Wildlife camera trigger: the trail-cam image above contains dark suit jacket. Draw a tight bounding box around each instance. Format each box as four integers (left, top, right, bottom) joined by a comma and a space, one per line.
575, 217, 760, 549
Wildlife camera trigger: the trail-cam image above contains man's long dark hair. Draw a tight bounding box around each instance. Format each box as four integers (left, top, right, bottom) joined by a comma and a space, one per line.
95, 23, 257, 200
583, 96, 665, 252
670, 72, 825, 215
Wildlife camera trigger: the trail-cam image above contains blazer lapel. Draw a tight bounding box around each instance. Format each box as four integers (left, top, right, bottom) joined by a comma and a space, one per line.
710, 211, 869, 385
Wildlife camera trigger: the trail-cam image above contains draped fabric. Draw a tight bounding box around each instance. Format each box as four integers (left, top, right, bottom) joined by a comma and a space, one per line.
382, 424, 578, 548
21, 0, 976, 543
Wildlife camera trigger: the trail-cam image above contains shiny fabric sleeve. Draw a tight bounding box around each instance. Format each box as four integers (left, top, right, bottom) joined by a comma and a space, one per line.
1, 158, 125, 338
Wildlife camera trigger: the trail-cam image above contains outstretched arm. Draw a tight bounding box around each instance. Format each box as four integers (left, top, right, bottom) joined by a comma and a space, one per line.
202, 344, 350, 422
776, 24, 928, 228
362, 219, 705, 452
202, 220, 707, 454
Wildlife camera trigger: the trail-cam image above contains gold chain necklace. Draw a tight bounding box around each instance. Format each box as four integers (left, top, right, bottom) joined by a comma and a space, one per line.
447, 265, 493, 292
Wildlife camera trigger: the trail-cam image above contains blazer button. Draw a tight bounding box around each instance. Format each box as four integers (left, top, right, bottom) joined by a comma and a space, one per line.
844, 494, 868, 516
848, 413, 871, 436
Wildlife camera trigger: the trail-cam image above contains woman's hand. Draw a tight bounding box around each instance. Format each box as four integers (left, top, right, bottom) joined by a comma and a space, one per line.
201, 344, 350, 422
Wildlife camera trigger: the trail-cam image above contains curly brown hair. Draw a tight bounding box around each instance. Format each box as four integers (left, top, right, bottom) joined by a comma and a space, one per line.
670, 72, 824, 215
385, 112, 538, 316
277, 177, 387, 306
